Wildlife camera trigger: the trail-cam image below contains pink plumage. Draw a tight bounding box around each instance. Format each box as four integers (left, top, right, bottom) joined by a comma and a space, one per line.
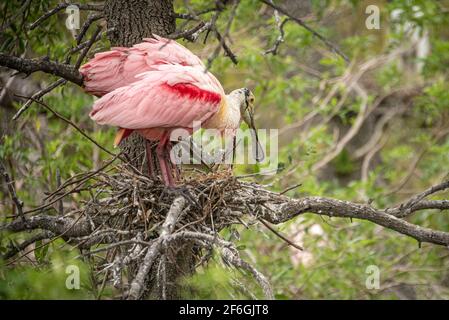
90, 64, 224, 131
80, 35, 229, 185
80, 35, 206, 97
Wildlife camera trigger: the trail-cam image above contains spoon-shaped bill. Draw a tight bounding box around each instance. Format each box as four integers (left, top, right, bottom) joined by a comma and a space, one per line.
249, 114, 265, 163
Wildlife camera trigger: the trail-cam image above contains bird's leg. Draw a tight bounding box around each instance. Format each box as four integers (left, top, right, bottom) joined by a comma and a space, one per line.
156, 135, 174, 186
163, 141, 176, 185
231, 135, 236, 170
145, 140, 156, 178
168, 141, 181, 181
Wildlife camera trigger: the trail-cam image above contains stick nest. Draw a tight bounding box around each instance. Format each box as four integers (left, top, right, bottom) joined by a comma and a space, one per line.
43, 160, 276, 299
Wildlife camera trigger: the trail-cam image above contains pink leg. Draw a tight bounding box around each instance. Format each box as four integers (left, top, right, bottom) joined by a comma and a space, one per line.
156, 135, 174, 186
166, 141, 180, 181
164, 144, 175, 186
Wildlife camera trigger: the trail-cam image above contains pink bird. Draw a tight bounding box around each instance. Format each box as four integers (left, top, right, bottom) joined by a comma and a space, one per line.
80, 35, 262, 185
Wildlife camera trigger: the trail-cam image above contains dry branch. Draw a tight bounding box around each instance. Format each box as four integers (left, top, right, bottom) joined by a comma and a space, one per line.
0, 53, 83, 86
2, 158, 449, 299
0, 161, 25, 223
28, 2, 104, 30
128, 196, 186, 300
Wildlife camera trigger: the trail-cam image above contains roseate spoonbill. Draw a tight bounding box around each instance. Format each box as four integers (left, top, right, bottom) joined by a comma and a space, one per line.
80, 35, 262, 185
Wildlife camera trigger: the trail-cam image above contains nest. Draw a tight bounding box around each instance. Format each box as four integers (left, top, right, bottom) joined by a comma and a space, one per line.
42, 158, 277, 299
89, 168, 245, 234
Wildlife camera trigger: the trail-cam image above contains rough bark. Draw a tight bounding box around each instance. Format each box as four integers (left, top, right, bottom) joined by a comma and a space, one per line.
104, 0, 176, 47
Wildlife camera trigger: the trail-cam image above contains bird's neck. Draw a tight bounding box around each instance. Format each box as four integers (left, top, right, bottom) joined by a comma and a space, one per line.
225, 93, 242, 118
204, 94, 241, 131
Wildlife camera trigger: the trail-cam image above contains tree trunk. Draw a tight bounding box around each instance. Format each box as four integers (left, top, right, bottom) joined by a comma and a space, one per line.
103, 0, 192, 299
104, 0, 176, 47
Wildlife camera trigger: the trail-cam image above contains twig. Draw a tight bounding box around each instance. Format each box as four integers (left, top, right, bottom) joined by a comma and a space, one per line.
206, 0, 240, 69
14, 96, 115, 157
0, 161, 25, 223
74, 25, 103, 69
56, 168, 63, 215
12, 79, 66, 120
29, 3, 104, 30
70, 28, 114, 55
0, 53, 83, 85
280, 182, 302, 195
76, 13, 104, 45
174, 8, 218, 20
264, 3, 289, 55
190, 21, 213, 42
215, 30, 238, 65
2, 231, 55, 260
259, 0, 349, 62
392, 200, 449, 218
169, 21, 208, 41
259, 218, 303, 250
401, 180, 449, 215
221, 247, 274, 299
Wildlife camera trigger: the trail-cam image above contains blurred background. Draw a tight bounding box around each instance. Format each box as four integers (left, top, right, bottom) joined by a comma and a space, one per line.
1, 0, 449, 299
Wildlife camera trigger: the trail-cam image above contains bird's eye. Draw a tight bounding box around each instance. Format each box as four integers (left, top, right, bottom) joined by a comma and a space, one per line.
249, 97, 254, 103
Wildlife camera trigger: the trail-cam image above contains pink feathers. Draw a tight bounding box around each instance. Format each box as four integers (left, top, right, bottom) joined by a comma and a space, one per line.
80, 35, 225, 140
89, 65, 223, 131
163, 83, 222, 105
80, 35, 206, 97
80, 35, 227, 185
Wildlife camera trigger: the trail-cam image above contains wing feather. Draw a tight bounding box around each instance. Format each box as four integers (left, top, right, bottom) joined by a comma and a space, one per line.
90, 65, 224, 130
80, 35, 206, 96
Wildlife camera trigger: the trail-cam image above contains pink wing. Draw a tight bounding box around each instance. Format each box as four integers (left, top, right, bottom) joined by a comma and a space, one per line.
90, 64, 224, 130
79, 35, 205, 96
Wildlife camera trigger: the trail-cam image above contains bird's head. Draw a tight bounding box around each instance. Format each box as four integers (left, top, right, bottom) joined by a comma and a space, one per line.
227, 88, 255, 126
229, 88, 264, 162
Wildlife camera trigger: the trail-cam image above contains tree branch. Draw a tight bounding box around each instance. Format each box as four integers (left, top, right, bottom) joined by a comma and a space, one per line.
28, 2, 104, 30
259, 0, 349, 62
127, 196, 186, 300
256, 189, 449, 247
1, 214, 93, 238
0, 161, 25, 223
0, 53, 83, 86
2, 231, 55, 260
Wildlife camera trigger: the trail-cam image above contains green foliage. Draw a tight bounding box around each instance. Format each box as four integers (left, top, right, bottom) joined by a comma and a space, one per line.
0, 240, 93, 299
332, 149, 356, 176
